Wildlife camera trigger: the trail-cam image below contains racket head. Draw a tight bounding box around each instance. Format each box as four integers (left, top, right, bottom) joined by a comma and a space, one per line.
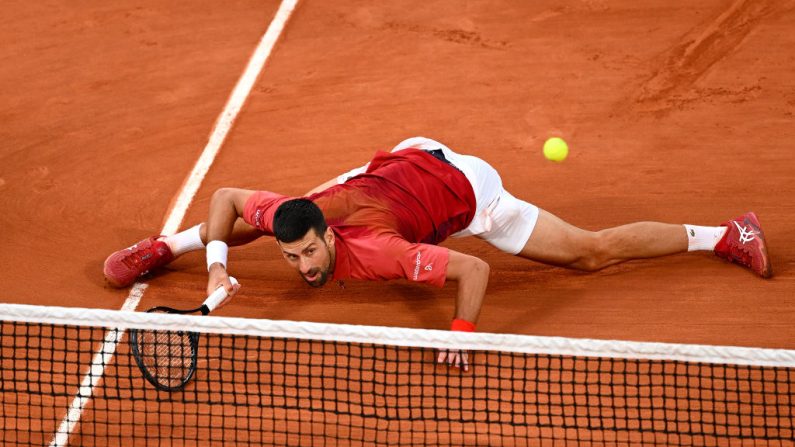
130, 306, 200, 391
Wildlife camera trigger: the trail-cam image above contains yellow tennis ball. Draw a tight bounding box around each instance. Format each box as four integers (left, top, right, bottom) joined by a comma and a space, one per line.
543, 137, 568, 162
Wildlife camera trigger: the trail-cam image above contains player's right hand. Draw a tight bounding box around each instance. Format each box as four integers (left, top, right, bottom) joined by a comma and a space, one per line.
207, 263, 240, 308
437, 349, 470, 372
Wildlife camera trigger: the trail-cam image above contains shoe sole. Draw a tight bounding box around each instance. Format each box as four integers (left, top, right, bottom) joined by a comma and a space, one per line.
103, 252, 137, 288
743, 212, 773, 279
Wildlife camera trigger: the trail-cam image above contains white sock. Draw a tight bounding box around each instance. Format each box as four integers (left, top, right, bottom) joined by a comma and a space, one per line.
162, 224, 205, 257
684, 224, 727, 252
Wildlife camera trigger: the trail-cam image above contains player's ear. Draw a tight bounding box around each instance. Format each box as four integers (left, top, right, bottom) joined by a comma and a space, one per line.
324, 227, 334, 247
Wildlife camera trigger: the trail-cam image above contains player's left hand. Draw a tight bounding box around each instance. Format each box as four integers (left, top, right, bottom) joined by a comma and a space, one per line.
207, 264, 240, 308
437, 349, 469, 371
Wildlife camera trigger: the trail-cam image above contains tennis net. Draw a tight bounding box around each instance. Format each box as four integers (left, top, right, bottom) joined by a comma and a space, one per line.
1, 302, 793, 446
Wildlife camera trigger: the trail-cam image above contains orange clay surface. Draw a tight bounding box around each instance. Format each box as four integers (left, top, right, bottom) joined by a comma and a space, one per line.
2, 0, 794, 351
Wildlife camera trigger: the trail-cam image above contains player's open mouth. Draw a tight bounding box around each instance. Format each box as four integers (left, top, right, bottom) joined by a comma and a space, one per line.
304, 272, 319, 282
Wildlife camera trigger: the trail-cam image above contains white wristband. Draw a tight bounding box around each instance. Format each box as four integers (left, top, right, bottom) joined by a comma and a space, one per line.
206, 240, 229, 271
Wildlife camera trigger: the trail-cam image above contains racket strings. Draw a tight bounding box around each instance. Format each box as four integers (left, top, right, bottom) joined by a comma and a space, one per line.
132, 308, 199, 390
138, 329, 194, 388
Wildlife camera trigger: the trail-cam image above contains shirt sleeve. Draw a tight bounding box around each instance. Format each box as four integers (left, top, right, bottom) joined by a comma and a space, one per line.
388, 237, 450, 287
242, 191, 292, 234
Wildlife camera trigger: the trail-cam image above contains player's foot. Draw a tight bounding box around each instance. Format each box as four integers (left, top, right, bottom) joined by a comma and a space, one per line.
103, 236, 175, 288
714, 212, 772, 278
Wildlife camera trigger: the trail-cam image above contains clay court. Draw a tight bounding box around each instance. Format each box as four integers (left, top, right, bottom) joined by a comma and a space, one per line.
1, 0, 794, 445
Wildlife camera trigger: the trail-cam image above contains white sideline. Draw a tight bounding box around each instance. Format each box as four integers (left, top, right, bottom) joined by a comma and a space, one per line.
48, 1, 299, 445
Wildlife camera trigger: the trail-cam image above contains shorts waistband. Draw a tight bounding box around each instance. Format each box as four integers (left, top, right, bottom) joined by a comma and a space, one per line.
427, 149, 463, 174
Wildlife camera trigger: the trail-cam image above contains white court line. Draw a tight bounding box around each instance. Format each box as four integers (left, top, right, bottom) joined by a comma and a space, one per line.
48, 1, 299, 445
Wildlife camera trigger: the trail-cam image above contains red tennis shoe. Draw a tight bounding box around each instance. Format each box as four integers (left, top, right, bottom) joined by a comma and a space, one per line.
103, 236, 175, 288
714, 212, 772, 278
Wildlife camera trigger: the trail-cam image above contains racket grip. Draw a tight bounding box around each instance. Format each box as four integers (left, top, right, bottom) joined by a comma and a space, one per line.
200, 276, 239, 315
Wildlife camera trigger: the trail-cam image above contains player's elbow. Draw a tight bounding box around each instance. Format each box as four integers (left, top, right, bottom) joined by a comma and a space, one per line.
210, 187, 252, 215
461, 256, 490, 283
211, 187, 234, 204
447, 251, 490, 284
471, 257, 490, 278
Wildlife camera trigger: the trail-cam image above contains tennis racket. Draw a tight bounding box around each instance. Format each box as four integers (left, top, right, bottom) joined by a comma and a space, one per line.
130, 277, 239, 391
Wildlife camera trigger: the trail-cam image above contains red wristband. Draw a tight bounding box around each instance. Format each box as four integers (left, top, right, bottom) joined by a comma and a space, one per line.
451, 319, 476, 332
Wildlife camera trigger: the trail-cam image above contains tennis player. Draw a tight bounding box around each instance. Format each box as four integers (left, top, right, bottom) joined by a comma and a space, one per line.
104, 137, 773, 370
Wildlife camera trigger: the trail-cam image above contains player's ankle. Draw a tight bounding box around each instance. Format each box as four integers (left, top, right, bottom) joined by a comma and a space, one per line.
163, 224, 205, 257
684, 224, 727, 251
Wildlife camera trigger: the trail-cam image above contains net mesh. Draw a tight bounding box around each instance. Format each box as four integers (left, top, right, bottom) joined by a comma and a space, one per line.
1, 303, 793, 447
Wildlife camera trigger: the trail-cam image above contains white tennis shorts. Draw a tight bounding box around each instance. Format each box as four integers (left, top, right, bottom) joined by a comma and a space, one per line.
338, 136, 540, 255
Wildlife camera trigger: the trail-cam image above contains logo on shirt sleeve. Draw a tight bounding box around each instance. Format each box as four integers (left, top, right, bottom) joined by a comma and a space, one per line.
412, 250, 434, 280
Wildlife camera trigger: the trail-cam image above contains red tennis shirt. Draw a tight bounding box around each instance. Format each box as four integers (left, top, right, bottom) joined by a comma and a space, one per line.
242, 148, 476, 287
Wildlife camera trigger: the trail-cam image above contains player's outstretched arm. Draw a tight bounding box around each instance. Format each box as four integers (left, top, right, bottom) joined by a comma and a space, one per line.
205, 188, 254, 300
438, 250, 490, 371
445, 250, 490, 324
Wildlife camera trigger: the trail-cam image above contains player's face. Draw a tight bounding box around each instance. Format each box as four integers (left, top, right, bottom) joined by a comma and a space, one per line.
277, 228, 335, 288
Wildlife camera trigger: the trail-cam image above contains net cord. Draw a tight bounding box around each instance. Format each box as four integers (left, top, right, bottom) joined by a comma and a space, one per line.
2, 302, 793, 367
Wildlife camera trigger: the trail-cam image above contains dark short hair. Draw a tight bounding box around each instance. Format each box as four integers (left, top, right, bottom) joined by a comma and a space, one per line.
273, 198, 328, 243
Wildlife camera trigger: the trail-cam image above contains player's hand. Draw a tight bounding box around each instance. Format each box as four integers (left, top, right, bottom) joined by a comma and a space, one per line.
207, 263, 240, 308
436, 349, 470, 371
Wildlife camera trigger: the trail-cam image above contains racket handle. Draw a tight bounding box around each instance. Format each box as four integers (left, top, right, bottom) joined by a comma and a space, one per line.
200, 276, 239, 315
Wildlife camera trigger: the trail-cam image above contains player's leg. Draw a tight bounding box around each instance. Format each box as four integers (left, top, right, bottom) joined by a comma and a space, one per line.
440, 143, 771, 277
490, 202, 771, 277
516, 209, 688, 271
470, 189, 691, 270
103, 218, 264, 288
